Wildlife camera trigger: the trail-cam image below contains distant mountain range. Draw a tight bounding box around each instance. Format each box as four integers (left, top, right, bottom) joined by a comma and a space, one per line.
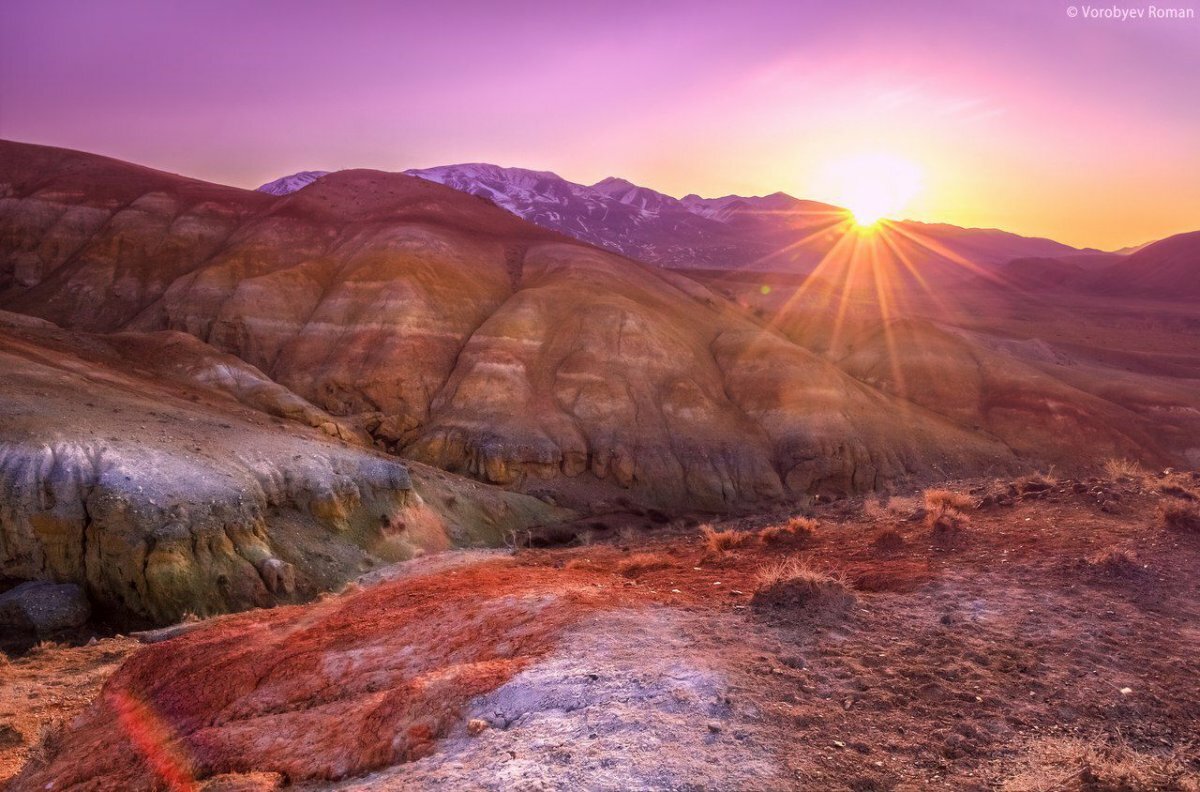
259, 165, 1087, 272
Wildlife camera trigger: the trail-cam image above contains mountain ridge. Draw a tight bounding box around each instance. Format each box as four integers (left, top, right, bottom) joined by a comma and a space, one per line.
257, 164, 1086, 271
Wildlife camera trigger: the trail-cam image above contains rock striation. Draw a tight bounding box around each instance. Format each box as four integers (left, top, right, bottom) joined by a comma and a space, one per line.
0, 141, 1020, 513
0, 313, 567, 623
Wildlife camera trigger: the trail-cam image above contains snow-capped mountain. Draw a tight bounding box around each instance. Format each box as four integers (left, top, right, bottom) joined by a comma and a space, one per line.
256, 165, 1083, 271
400, 163, 785, 267
257, 170, 330, 196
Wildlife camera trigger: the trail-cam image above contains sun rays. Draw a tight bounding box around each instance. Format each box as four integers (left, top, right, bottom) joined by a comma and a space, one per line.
703, 206, 1036, 408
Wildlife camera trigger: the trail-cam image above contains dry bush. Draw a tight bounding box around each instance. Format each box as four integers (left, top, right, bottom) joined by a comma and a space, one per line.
759, 516, 817, 545
29, 640, 62, 656
923, 488, 976, 512
616, 552, 672, 578
885, 495, 921, 518
1001, 737, 1200, 792
1103, 457, 1146, 481
862, 498, 889, 520
701, 524, 753, 553
752, 557, 856, 616
1017, 471, 1058, 494
1160, 501, 1200, 533
866, 495, 921, 521
927, 504, 969, 542
1085, 548, 1145, 579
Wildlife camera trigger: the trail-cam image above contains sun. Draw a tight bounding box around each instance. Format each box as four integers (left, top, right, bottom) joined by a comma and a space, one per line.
814, 153, 925, 228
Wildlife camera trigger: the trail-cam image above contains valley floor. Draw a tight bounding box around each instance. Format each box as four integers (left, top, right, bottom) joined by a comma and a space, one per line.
4, 472, 1199, 791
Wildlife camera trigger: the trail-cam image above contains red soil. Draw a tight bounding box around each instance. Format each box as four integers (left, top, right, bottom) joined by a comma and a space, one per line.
13, 561, 630, 789
9, 472, 1200, 790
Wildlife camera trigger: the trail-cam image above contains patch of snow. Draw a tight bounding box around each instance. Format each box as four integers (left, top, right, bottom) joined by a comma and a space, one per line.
256, 171, 331, 196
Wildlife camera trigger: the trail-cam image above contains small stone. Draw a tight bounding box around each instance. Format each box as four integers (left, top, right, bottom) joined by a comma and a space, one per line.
707, 722, 722, 733
467, 718, 489, 736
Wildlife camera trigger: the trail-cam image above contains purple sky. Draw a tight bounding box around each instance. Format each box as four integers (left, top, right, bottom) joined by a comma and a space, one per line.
2, 0, 1197, 248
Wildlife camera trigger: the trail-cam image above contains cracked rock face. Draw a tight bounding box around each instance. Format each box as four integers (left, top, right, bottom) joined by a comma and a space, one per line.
0, 142, 1018, 510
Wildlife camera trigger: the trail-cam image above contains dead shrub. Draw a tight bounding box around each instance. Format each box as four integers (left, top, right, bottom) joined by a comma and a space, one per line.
759, 516, 817, 545
1160, 501, 1200, 533
616, 552, 672, 578
1001, 737, 1200, 792
883, 495, 921, 519
751, 557, 856, 617
1016, 471, 1057, 495
923, 488, 976, 512
927, 504, 969, 542
865, 495, 922, 521
861, 498, 887, 519
701, 524, 754, 553
1085, 548, 1145, 579
1103, 457, 1146, 482
29, 640, 62, 656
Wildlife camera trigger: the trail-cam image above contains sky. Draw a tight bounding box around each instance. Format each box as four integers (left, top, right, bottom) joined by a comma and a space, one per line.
1, 0, 1197, 250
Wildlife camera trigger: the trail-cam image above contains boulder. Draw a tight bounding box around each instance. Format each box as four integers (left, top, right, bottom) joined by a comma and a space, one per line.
0, 580, 90, 634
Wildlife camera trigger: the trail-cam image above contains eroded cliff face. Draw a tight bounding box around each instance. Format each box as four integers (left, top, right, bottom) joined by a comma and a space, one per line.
0, 317, 568, 623
0, 143, 1025, 510
404, 243, 1013, 508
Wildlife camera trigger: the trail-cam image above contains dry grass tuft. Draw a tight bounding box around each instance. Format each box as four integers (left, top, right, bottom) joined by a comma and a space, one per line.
1085, 547, 1145, 579
923, 488, 976, 512
701, 524, 754, 553
616, 552, 672, 578
866, 495, 922, 520
921, 504, 969, 535
29, 640, 62, 656
927, 504, 970, 542
759, 516, 818, 545
885, 495, 921, 518
1016, 471, 1058, 495
1001, 737, 1200, 792
1160, 501, 1200, 533
752, 557, 856, 616
1103, 457, 1146, 481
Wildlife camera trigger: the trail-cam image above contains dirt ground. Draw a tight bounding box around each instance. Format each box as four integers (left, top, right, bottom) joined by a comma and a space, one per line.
4, 470, 1199, 790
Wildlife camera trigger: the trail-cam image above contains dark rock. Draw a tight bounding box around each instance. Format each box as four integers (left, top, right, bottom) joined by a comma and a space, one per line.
0, 581, 90, 634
